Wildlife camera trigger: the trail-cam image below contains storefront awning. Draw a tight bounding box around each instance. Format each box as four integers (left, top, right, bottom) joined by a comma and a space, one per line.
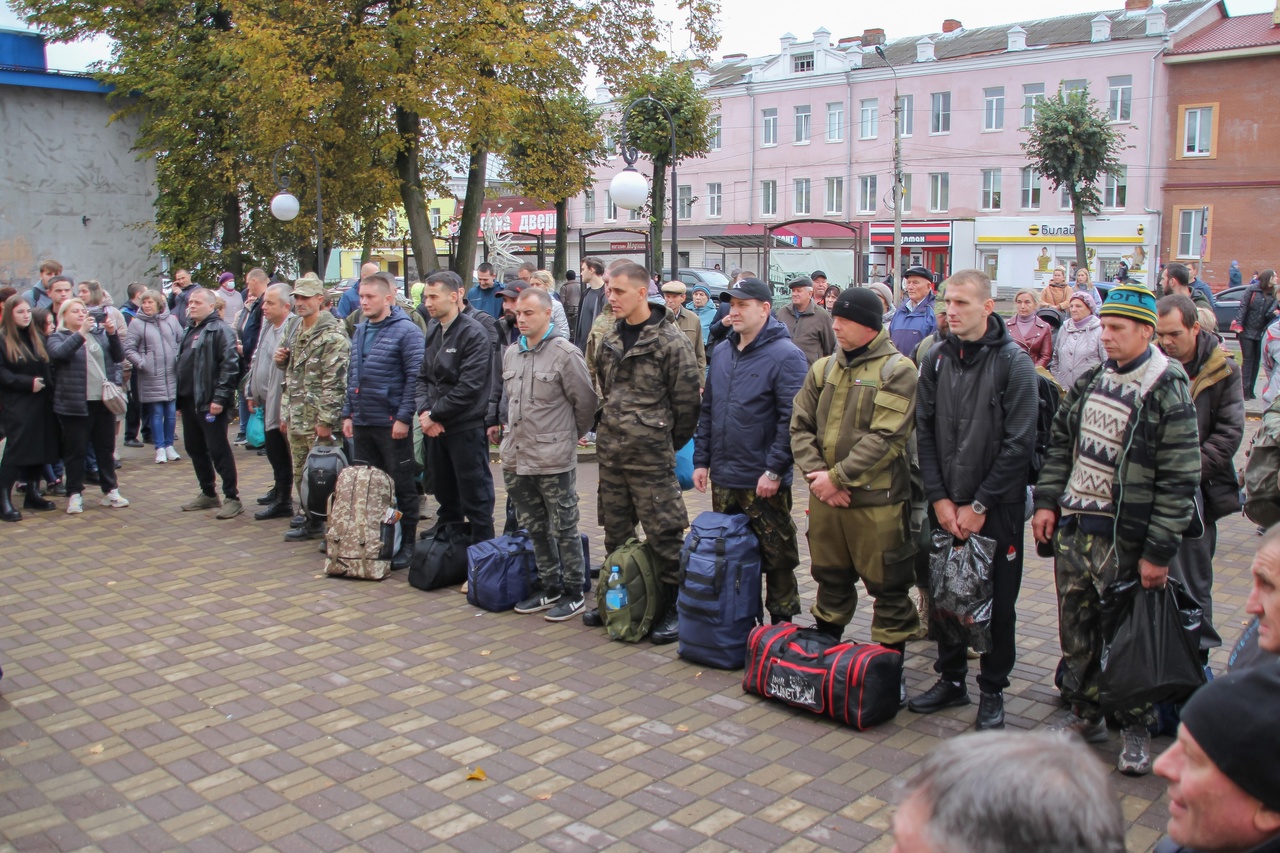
869, 220, 953, 246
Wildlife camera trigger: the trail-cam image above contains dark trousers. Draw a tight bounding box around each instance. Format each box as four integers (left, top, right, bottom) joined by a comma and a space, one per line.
1241, 335, 1262, 399
125, 370, 144, 440
60, 403, 119, 496
1168, 515, 1222, 652
178, 399, 238, 500
425, 426, 494, 542
263, 428, 293, 498
0, 463, 43, 493
933, 501, 1024, 694
352, 425, 420, 536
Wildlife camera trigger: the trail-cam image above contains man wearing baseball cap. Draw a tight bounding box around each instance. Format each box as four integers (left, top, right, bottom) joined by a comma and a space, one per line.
1033, 283, 1201, 775
809, 270, 829, 305
888, 265, 938, 359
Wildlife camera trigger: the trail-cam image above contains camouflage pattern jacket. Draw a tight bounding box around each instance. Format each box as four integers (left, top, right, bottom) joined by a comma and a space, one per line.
282, 311, 350, 433
1034, 346, 1202, 572
593, 305, 702, 472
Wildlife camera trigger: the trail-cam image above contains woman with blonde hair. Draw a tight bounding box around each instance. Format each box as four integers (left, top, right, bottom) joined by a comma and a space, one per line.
1007, 288, 1054, 367
123, 289, 183, 463
0, 295, 59, 520
526, 270, 571, 339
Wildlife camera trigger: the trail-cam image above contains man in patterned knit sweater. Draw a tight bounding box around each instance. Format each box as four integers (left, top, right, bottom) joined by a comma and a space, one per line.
1032, 284, 1201, 777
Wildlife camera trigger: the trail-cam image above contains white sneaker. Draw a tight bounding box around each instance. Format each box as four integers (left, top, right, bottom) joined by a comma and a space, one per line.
101, 489, 130, 508
155, 449, 167, 464
66, 494, 83, 514
165, 446, 180, 462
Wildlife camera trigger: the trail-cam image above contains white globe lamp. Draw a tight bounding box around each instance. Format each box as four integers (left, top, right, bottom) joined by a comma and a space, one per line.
270, 190, 301, 222
609, 167, 649, 211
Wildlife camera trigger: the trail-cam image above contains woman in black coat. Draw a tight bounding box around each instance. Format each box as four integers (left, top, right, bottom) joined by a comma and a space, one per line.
0, 295, 59, 521
1235, 269, 1278, 401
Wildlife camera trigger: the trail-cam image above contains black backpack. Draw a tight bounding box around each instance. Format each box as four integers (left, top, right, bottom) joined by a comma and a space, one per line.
1028, 368, 1062, 484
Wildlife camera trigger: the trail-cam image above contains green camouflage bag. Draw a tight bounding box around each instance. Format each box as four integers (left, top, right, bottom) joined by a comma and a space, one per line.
596, 538, 659, 643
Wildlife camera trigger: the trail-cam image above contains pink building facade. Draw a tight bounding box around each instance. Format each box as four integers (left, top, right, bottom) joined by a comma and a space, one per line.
574, 0, 1225, 294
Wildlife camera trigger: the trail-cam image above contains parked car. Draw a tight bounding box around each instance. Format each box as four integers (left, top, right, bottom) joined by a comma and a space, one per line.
1212, 285, 1248, 334
677, 267, 732, 300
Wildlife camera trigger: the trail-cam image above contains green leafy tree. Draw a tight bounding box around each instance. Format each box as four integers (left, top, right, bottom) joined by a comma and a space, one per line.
1021, 88, 1126, 277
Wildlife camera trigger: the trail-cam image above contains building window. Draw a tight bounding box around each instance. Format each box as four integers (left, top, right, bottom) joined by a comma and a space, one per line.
795, 105, 811, 143
931, 92, 950, 134
1062, 79, 1088, 96
603, 129, 615, 156
792, 52, 814, 73
761, 180, 777, 216
858, 175, 877, 214
1183, 106, 1214, 157
827, 102, 844, 142
1060, 185, 1073, 211
981, 169, 1002, 211
901, 174, 912, 212
677, 185, 693, 220
1177, 207, 1206, 258
794, 178, 811, 215
429, 207, 442, 232
860, 98, 878, 140
1103, 167, 1127, 209
897, 94, 914, 136
707, 183, 722, 218
628, 206, 642, 221
709, 115, 722, 151
984, 87, 1005, 131
1108, 76, 1132, 122
583, 190, 595, 224
762, 108, 778, 147
825, 177, 844, 214
1020, 167, 1040, 210
929, 173, 949, 213
1022, 83, 1044, 127
605, 190, 617, 221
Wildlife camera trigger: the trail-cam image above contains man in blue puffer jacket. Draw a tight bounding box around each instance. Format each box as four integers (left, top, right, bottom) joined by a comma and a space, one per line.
342, 274, 425, 569
692, 278, 810, 624
888, 265, 938, 358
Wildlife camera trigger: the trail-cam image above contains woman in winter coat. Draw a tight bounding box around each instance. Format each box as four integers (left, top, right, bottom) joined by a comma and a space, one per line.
1235, 269, 1278, 401
1260, 316, 1280, 406
123, 289, 182, 464
0, 295, 59, 521
1007, 288, 1054, 367
1050, 291, 1106, 390
47, 298, 129, 514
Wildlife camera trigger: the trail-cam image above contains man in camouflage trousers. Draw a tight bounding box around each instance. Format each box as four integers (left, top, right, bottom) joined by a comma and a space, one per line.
1032, 284, 1201, 776
692, 278, 808, 623
583, 262, 702, 644
279, 274, 351, 542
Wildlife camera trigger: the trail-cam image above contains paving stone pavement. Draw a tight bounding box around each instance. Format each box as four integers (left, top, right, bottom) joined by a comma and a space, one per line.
0, 430, 1260, 853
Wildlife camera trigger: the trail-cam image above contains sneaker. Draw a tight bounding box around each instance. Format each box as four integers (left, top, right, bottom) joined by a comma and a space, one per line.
515, 589, 561, 614
51, 480, 67, 496
66, 494, 83, 514
908, 679, 971, 714
545, 597, 585, 622
975, 690, 1005, 730
155, 449, 167, 464
215, 499, 243, 520
182, 493, 221, 511
1047, 712, 1109, 744
233, 435, 247, 446
165, 446, 181, 462
123, 438, 144, 448
1117, 725, 1152, 775
101, 489, 130, 508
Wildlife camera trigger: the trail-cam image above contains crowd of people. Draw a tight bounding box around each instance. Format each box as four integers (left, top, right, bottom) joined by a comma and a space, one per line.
2, 253, 1278, 853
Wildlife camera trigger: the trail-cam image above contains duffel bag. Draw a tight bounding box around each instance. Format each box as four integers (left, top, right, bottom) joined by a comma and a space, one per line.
409, 522, 472, 591
466, 534, 536, 611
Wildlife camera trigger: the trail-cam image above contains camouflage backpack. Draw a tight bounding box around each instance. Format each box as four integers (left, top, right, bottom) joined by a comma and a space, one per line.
324, 465, 398, 581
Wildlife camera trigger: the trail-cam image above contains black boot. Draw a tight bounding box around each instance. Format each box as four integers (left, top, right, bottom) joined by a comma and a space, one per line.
23, 490, 55, 511
648, 583, 681, 645
391, 523, 416, 570
254, 500, 294, 521
0, 489, 21, 523
284, 513, 324, 541
289, 513, 307, 529
814, 619, 844, 641
256, 488, 278, 506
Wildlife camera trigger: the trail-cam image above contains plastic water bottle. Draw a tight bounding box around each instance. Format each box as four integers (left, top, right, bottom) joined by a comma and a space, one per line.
604, 566, 627, 611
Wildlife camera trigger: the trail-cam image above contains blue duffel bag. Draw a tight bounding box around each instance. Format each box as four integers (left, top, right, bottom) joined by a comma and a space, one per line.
467, 534, 536, 611
677, 512, 763, 669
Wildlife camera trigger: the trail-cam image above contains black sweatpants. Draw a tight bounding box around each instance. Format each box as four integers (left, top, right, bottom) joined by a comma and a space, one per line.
263, 428, 293, 499
425, 426, 495, 543
60, 402, 119, 496
352, 425, 420, 535
1240, 335, 1262, 400
178, 399, 238, 501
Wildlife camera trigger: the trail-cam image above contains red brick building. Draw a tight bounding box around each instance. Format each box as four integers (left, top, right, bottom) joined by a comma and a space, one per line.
1162, 10, 1280, 288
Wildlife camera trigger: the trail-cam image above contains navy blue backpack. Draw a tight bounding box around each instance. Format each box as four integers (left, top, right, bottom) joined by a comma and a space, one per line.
677, 512, 763, 669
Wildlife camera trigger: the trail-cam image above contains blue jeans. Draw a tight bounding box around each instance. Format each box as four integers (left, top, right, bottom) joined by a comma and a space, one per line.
236, 392, 249, 439
147, 400, 177, 449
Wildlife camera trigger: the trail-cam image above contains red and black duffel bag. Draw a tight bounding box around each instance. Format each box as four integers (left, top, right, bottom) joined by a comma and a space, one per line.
742, 623, 903, 730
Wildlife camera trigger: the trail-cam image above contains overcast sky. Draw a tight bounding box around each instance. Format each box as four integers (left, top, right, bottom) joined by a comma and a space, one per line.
3, 0, 1275, 72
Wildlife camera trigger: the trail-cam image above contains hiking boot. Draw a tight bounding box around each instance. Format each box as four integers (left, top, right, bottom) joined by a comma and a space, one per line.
66, 494, 83, 514
515, 588, 561, 614
1117, 725, 1152, 776
649, 607, 680, 645
256, 489, 278, 506
908, 679, 971, 714
582, 608, 603, 627
1047, 712, 1109, 744
975, 691, 1005, 730
546, 597, 585, 622
254, 501, 294, 521
100, 489, 130, 509
215, 499, 243, 520
182, 493, 221, 511
390, 542, 414, 571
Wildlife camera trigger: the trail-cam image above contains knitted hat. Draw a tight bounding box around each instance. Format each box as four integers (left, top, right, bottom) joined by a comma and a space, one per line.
1099, 284, 1157, 327
864, 282, 894, 311
217, 272, 235, 287
1069, 290, 1097, 312
830, 288, 884, 332
1179, 664, 1280, 812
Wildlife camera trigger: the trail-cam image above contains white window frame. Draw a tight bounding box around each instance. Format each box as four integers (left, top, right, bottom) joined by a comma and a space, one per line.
858, 175, 877, 215
1184, 107, 1213, 156
1108, 76, 1132, 123
1022, 83, 1044, 127
709, 115, 722, 151
827, 102, 844, 143
429, 207, 442, 232
1059, 185, 1074, 211
984, 87, 1005, 132
897, 94, 914, 136
1062, 79, 1088, 97
628, 206, 642, 222
792, 52, 814, 73
859, 98, 878, 140
794, 178, 811, 215
1020, 167, 1041, 210
825, 177, 844, 215
677, 184, 693, 220
929, 173, 949, 213
762, 108, 778, 147
1177, 207, 1205, 258
761, 180, 777, 217
981, 169, 1002, 211
583, 189, 596, 223
1103, 167, 1127, 209
605, 190, 617, 222
707, 182, 722, 218
795, 105, 811, 144
930, 92, 951, 134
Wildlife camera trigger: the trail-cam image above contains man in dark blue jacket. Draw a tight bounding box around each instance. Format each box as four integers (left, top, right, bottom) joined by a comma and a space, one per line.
692, 278, 809, 623
416, 271, 497, 543
342, 274, 426, 569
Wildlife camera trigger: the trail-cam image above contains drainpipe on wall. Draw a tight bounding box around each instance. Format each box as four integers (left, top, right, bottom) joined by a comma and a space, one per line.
1143, 35, 1170, 272
846, 72, 855, 226
747, 85, 756, 226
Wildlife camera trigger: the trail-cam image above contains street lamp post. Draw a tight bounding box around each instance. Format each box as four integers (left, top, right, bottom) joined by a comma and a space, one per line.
609, 97, 679, 284
875, 46, 905, 301
270, 142, 326, 278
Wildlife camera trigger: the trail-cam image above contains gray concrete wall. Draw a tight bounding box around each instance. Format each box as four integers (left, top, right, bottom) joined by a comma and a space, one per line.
0, 85, 160, 303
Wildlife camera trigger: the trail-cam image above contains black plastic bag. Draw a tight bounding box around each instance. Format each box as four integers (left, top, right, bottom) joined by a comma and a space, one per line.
1099, 577, 1207, 709
928, 530, 996, 653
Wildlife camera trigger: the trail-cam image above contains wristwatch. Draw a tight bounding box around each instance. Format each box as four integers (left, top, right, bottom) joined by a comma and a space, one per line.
971, 500, 988, 515
764, 471, 781, 482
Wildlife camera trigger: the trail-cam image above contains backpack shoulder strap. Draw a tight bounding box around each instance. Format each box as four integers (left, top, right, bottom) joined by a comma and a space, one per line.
814, 355, 838, 389
879, 351, 904, 384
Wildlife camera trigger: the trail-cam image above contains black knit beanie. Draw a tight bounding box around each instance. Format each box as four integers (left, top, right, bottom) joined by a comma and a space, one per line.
830, 287, 885, 332
1178, 664, 1280, 812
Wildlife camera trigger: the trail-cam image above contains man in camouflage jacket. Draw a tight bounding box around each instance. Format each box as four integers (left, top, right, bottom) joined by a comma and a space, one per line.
583, 262, 702, 644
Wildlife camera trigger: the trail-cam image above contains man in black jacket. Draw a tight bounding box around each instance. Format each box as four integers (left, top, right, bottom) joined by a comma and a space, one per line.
909, 269, 1038, 731
416, 271, 496, 543
234, 268, 269, 447
175, 287, 243, 519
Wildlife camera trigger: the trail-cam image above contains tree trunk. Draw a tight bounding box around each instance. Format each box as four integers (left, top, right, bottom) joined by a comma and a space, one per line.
552, 198, 569, 280
454, 145, 488, 279
395, 104, 440, 282
359, 206, 378, 268
650, 157, 667, 278
1073, 194, 1088, 277
220, 190, 244, 278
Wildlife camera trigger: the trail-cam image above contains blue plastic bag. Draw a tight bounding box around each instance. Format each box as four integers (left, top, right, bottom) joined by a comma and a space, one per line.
675, 439, 695, 491
245, 408, 266, 449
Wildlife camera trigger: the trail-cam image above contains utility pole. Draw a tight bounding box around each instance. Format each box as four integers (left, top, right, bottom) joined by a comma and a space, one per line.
876, 45, 904, 301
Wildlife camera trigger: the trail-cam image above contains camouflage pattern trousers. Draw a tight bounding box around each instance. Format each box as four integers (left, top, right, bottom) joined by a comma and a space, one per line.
597, 463, 687, 587
504, 469, 585, 595
711, 486, 801, 619
1054, 519, 1156, 728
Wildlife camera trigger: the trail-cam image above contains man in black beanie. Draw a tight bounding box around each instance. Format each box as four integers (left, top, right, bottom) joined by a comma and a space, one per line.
791, 287, 921, 675
1154, 664, 1280, 853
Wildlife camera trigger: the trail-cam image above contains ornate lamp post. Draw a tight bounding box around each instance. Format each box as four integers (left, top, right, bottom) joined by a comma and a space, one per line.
270, 142, 326, 277
609, 97, 679, 283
